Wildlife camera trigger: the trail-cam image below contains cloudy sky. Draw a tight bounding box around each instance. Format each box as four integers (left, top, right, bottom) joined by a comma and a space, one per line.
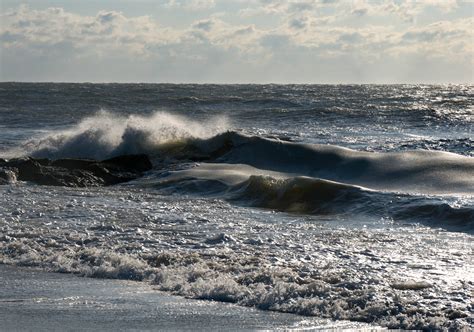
1, 0, 473, 83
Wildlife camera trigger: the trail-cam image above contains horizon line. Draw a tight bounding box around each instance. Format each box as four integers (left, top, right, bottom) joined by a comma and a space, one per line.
1, 81, 473, 85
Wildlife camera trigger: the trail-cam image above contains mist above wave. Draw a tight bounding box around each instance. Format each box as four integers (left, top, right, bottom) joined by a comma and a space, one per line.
16, 110, 228, 160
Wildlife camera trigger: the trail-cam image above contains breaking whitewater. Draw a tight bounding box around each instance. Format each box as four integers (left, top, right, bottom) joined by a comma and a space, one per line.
0, 83, 473, 330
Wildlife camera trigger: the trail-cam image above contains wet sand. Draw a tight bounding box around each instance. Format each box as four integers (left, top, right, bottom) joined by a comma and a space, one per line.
0, 264, 375, 331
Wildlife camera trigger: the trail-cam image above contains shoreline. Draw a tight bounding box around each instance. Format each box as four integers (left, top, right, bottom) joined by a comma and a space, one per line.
0, 264, 377, 331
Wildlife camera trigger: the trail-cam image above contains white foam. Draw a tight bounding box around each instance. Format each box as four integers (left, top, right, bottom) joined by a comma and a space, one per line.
17, 110, 228, 160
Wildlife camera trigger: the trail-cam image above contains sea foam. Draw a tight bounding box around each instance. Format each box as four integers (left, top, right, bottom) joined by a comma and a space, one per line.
18, 110, 228, 160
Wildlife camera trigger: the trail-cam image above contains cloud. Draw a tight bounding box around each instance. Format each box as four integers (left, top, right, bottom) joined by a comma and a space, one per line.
260, 34, 291, 50
238, 0, 323, 17
0, 5, 175, 58
192, 19, 215, 31
351, 7, 368, 16
338, 32, 363, 43
289, 16, 308, 29
0, 3, 472, 83
288, 1, 315, 12
165, 0, 216, 10
96, 11, 122, 23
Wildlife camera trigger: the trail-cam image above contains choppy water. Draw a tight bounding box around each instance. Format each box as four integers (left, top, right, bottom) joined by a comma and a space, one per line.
0, 83, 473, 330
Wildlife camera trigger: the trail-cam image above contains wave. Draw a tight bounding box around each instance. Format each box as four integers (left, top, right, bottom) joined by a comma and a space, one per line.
231, 175, 366, 214
146, 164, 473, 230
397, 137, 473, 157
12, 110, 228, 160
185, 131, 474, 195
2, 242, 470, 330
14, 113, 474, 196
7, 113, 473, 228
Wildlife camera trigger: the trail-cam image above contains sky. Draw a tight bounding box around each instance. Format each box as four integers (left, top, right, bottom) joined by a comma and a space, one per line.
0, 0, 473, 83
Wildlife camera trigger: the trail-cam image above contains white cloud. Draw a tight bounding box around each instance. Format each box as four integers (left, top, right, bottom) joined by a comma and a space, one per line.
166, 0, 216, 10
0, 5, 178, 58
0, 2, 472, 83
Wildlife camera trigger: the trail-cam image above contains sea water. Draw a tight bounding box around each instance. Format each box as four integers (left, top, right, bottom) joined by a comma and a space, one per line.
0, 83, 472, 330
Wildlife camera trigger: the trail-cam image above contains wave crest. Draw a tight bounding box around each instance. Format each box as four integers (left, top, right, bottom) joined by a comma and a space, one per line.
20, 111, 228, 160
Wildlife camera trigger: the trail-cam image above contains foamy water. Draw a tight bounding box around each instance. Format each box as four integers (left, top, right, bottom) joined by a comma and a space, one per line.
7, 110, 228, 160
0, 83, 473, 330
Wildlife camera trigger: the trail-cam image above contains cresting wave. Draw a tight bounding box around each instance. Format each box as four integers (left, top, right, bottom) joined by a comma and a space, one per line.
7, 113, 474, 229
12, 110, 228, 160
13, 111, 474, 194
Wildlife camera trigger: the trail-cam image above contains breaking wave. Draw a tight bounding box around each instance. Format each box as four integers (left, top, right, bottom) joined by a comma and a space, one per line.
14, 112, 474, 196
7, 113, 474, 229
15, 110, 228, 160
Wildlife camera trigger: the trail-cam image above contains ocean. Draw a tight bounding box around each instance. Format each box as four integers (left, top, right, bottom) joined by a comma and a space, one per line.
0, 83, 473, 330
